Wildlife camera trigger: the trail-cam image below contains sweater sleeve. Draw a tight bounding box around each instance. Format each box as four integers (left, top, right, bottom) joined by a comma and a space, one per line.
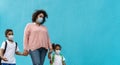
48, 38, 52, 50
46, 29, 52, 50
1, 41, 5, 49
23, 23, 30, 50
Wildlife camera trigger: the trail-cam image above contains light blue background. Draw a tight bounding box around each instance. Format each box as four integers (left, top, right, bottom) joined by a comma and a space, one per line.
0, 0, 120, 65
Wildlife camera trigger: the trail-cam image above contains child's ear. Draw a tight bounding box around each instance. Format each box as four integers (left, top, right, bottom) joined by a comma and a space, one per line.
5, 35, 8, 37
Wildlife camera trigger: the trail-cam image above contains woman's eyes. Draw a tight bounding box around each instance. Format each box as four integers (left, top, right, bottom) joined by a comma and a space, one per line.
39, 15, 44, 18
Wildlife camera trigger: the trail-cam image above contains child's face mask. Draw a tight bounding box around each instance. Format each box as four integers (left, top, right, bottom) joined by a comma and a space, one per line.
55, 50, 61, 55
8, 35, 14, 41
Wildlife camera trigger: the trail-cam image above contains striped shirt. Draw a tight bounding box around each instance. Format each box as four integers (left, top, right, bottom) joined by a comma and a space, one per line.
23, 23, 52, 51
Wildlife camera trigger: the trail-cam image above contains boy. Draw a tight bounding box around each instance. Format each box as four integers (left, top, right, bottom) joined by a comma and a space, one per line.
0, 29, 24, 65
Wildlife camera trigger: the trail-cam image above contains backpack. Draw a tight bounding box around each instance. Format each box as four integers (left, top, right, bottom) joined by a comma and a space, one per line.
50, 54, 63, 65
0, 41, 17, 65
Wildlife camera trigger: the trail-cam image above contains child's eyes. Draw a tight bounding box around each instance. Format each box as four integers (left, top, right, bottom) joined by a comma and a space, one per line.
8, 34, 13, 35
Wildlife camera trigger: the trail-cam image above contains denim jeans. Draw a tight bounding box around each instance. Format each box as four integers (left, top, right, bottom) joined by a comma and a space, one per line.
2, 63, 16, 65
29, 48, 48, 65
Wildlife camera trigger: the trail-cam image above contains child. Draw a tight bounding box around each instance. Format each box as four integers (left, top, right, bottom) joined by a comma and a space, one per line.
48, 43, 66, 65
0, 29, 24, 65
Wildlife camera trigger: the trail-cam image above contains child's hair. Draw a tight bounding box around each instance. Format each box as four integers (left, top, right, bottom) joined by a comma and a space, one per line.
5, 29, 13, 37
52, 43, 62, 51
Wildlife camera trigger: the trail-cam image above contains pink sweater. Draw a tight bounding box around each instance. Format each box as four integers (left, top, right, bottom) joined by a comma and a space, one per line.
24, 23, 52, 51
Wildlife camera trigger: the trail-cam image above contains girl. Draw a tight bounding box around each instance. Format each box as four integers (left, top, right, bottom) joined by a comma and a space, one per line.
48, 43, 66, 65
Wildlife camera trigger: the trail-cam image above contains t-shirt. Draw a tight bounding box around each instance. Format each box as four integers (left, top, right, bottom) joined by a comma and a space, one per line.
1, 40, 19, 64
52, 54, 65, 65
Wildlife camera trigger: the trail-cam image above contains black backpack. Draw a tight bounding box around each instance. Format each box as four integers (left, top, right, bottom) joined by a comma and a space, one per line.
0, 41, 17, 65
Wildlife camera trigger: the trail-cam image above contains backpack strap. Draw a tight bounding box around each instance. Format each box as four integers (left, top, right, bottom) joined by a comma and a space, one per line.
50, 54, 55, 65
52, 54, 55, 63
60, 54, 65, 65
3, 41, 18, 54
60, 54, 64, 61
3, 41, 7, 55
15, 42, 17, 52
51, 54, 63, 63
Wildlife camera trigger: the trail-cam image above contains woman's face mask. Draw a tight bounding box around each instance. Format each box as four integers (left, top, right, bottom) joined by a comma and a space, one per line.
37, 17, 43, 23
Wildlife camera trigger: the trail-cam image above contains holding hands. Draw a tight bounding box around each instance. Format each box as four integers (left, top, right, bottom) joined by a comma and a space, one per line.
23, 50, 29, 56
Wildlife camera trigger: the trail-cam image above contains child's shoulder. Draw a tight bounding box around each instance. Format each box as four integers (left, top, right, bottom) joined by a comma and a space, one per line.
52, 54, 64, 57
2, 40, 7, 44
52, 54, 65, 60
3, 40, 17, 44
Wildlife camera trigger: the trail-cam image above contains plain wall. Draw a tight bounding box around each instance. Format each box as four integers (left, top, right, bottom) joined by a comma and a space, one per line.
0, 0, 120, 65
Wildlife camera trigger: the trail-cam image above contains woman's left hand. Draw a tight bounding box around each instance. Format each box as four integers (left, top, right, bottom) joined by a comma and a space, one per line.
23, 50, 29, 56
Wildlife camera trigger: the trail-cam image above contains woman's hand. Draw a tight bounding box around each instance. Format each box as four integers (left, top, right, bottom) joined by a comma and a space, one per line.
23, 50, 29, 56
48, 48, 52, 59
49, 48, 53, 53
48, 51, 52, 59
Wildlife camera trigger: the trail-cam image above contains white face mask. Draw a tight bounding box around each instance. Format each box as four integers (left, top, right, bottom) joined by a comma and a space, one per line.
8, 35, 14, 40
55, 50, 61, 55
37, 17, 43, 23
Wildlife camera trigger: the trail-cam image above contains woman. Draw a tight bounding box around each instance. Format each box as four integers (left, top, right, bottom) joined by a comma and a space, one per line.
23, 10, 52, 65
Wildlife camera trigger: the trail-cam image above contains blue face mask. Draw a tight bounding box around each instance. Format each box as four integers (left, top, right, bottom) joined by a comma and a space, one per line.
37, 17, 43, 23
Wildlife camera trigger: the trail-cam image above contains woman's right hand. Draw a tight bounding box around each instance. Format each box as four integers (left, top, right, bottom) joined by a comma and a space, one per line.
48, 51, 52, 59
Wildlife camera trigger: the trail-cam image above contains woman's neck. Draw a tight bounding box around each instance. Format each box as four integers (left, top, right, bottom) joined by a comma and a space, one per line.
35, 22, 41, 26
